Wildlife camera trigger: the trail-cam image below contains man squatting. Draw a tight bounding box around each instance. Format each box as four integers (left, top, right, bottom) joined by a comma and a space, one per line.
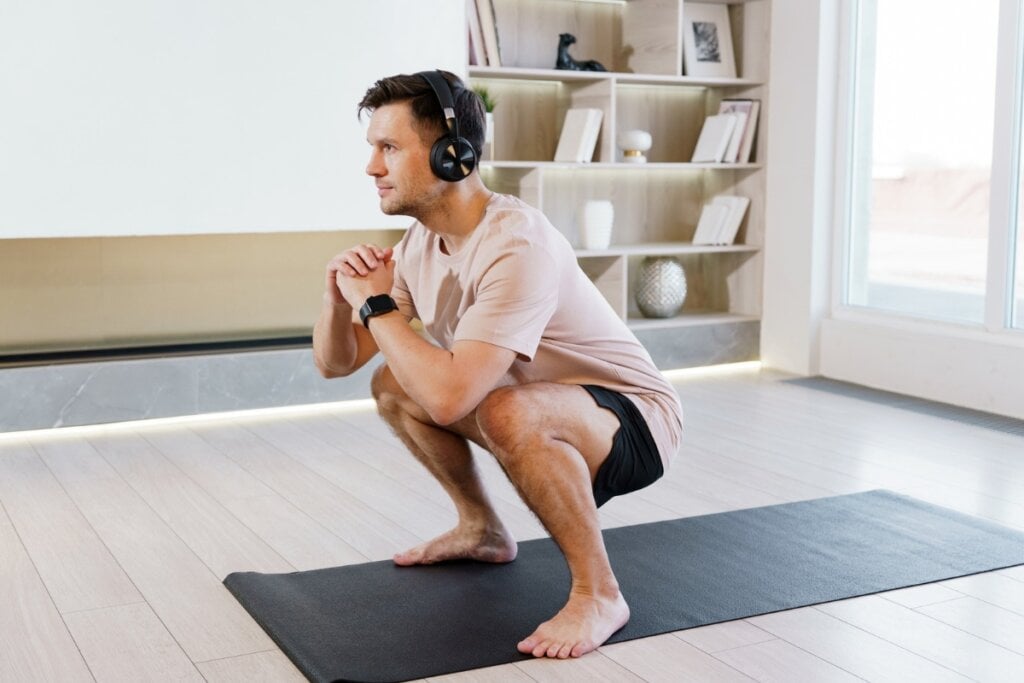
313, 70, 683, 658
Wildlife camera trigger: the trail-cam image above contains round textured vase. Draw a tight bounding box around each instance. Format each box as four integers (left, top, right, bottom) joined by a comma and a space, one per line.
636, 256, 687, 318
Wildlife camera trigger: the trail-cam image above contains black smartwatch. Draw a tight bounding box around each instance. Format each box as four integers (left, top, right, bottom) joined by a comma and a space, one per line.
359, 294, 399, 329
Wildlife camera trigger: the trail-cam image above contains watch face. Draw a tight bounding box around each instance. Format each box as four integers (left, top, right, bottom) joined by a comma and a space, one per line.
361, 295, 398, 328
368, 295, 397, 313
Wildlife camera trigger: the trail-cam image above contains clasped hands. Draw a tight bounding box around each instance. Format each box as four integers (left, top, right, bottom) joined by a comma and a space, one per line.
325, 244, 395, 310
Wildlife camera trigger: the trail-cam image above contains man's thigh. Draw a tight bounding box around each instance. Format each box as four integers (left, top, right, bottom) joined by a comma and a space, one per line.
470, 382, 621, 481
376, 364, 618, 476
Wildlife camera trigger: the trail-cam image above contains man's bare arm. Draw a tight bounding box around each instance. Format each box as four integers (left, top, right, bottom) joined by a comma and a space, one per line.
364, 311, 517, 425
312, 245, 392, 378
312, 297, 381, 378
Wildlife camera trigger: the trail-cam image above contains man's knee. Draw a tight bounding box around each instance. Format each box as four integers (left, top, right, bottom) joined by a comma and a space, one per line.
476, 385, 539, 456
371, 363, 405, 416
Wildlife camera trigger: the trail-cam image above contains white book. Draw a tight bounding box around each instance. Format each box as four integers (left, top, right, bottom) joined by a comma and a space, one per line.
691, 114, 737, 163
711, 194, 750, 244
692, 202, 730, 245
722, 111, 747, 163
737, 100, 760, 162
719, 99, 760, 163
466, 0, 486, 66
475, 0, 501, 67
554, 108, 603, 163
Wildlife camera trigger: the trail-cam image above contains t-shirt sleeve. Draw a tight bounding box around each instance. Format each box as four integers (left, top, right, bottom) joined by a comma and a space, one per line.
390, 234, 418, 321
453, 240, 557, 361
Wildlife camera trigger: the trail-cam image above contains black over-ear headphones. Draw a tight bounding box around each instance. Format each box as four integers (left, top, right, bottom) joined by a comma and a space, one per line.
417, 70, 477, 182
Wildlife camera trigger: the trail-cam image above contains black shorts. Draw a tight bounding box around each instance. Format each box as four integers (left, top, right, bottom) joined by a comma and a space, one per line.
583, 385, 665, 507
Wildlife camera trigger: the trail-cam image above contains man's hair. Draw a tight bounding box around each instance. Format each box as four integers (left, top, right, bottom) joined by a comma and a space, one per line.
358, 70, 486, 158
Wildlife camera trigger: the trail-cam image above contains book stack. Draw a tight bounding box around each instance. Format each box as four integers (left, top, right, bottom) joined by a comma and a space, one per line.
554, 108, 603, 163
467, 0, 501, 67
692, 195, 750, 245
691, 99, 760, 163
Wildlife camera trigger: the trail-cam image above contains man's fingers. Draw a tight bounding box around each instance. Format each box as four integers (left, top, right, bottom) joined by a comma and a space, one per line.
327, 244, 389, 279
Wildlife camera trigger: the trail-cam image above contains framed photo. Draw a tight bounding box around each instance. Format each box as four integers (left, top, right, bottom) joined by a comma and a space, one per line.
682, 3, 737, 78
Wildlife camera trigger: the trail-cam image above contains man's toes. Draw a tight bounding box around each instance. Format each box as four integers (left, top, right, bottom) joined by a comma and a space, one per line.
556, 642, 575, 659
570, 641, 591, 658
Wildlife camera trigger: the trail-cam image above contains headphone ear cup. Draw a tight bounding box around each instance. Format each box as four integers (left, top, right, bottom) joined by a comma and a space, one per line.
430, 135, 477, 182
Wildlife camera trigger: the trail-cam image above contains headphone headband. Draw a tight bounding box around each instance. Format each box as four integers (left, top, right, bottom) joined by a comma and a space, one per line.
418, 70, 460, 144
415, 70, 476, 182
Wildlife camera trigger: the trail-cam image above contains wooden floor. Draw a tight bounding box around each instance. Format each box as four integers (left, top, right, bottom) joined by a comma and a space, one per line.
2, 365, 1024, 682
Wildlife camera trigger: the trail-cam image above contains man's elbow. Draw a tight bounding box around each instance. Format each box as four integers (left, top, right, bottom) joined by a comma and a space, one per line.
426, 392, 475, 427
315, 356, 351, 380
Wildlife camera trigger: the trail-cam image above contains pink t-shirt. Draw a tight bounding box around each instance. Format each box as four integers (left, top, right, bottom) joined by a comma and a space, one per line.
391, 193, 683, 468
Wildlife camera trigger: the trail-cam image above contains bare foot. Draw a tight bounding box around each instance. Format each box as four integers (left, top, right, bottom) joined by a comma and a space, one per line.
393, 523, 517, 566
517, 588, 630, 659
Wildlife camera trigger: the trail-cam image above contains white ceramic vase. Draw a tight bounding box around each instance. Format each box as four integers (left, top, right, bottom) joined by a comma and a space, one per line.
580, 200, 614, 249
636, 256, 687, 318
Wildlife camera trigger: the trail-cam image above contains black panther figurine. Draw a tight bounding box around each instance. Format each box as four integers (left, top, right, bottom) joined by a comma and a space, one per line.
555, 33, 607, 72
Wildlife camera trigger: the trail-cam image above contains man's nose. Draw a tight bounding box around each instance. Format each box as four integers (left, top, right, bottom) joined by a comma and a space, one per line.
366, 149, 384, 177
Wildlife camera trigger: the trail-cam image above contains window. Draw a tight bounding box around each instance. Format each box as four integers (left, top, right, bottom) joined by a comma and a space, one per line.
845, 0, 1001, 324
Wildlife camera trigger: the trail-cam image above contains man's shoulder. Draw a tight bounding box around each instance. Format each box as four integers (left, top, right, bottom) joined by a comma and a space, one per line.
482, 194, 566, 252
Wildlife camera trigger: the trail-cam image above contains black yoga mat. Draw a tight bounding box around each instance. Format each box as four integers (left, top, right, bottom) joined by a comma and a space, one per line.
224, 490, 1024, 683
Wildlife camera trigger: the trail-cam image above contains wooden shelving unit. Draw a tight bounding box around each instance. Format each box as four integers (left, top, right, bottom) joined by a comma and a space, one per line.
470, 0, 771, 334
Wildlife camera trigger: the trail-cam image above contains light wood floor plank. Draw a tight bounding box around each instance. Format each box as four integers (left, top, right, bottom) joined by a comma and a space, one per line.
63, 602, 203, 682
749, 606, 972, 682
673, 619, 776, 653
195, 650, 306, 682
31, 435, 274, 662
699, 379, 1024, 500
0, 440, 141, 613
881, 582, 964, 609
514, 651, 645, 682
193, 421, 416, 560
0, 502, 93, 683
918, 596, 1024, 656
87, 431, 293, 577
940, 571, 1024, 617
426, 662, 536, 682
600, 633, 755, 681
140, 426, 279, 502
818, 594, 1024, 680
597, 489, 680, 528
141, 426, 366, 570
686, 401, 1024, 530
690, 378, 1024, 483
250, 417, 457, 541
711, 638, 863, 682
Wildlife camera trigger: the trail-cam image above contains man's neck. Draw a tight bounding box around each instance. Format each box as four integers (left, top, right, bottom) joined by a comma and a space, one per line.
422, 178, 494, 255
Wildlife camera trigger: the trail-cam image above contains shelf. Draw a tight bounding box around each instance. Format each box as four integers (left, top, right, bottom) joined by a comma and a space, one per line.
627, 312, 759, 331
468, 66, 763, 89
480, 161, 762, 171
468, 0, 770, 347
576, 242, 759, 257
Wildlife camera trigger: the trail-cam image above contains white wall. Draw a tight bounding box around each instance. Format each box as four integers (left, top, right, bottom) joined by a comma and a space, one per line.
760, 0, 838, 375
0, 0, 464, 238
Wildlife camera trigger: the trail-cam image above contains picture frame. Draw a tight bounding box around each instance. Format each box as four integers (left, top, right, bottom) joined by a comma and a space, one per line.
682, 3, 737, 79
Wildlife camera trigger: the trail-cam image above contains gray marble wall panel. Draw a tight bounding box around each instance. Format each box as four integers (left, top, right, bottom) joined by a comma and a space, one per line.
0, 348, 381, 432
636, 321, 760, 369
0, 323, 760, 432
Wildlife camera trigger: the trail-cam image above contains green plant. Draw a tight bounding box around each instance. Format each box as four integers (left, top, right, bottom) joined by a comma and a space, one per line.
472, 86, 496, 113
